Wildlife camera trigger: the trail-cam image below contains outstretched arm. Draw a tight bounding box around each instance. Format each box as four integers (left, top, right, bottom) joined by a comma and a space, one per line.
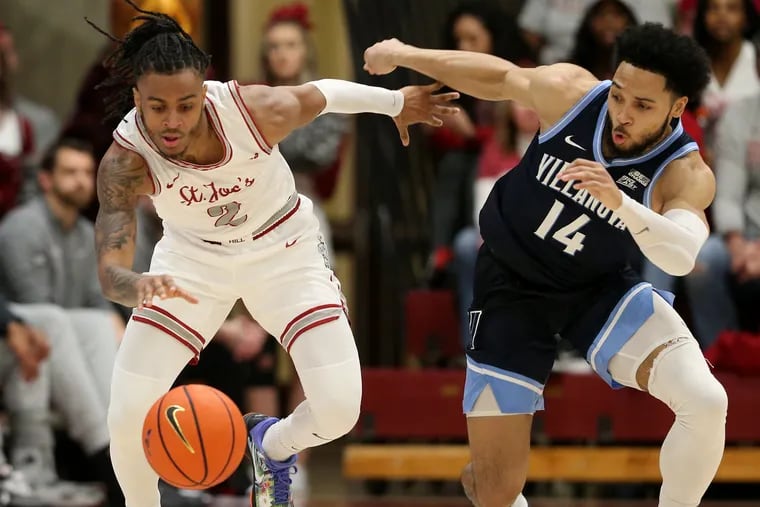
363, 39, 599, 128
95, 143, 152, 306
239, 80, 459, 146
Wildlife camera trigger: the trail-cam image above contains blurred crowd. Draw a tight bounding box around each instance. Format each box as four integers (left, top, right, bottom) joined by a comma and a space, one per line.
0, 0, 759, 505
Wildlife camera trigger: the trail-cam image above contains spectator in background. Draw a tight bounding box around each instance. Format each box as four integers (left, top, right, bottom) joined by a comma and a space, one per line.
644, 0, 758, 293
0, 22, 60, 205
0, 138, 123, 332
0, 26, 33, 220
0, 292, 123, 506
678, 0, 760, 35
694, 0, 760, 146
684, 93, 760, 348
0, 138, 119, 417
428, 0, 531, 282
259, 1, 348, 262
568, 0, 638, 80
518, 0, 673, 65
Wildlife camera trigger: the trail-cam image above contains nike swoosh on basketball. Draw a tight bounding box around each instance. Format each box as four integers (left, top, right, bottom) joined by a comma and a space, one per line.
165, 405, 195, 453
564, 135, 586, 151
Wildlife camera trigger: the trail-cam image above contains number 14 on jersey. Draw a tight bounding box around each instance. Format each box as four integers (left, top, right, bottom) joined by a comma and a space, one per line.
534, 199, 590, 255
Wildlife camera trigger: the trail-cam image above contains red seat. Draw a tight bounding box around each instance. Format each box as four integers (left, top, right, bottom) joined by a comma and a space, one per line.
357, 368, 466, 439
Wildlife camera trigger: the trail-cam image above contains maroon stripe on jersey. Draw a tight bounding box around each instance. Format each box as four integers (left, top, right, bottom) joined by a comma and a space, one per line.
149, 305, 206, 345
251, 196, 301, 240
285, 315, 341, 353
132, 315, 201, 359
134, 104, 232, 170
280, 303, 343, 342
227, 80, 272, 154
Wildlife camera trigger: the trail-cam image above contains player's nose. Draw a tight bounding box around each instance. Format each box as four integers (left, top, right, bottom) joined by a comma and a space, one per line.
615, 107, 633, 126
163, 111, 183, 129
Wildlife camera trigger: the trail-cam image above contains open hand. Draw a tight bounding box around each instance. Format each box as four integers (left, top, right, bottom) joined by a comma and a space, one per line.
394, 82, 460, 146
135, 274, 199, 310
559, 159, 622, 210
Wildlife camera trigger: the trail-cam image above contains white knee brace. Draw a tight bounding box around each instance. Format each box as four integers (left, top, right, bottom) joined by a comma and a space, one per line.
648, 339, 728, 426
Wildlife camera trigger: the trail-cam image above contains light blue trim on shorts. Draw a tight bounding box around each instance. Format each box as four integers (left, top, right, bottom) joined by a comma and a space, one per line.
586, 283, 675, 388
463, 356, 545, 414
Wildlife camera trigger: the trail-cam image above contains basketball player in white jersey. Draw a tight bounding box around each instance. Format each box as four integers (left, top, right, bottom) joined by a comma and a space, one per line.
88, 4, 458, 507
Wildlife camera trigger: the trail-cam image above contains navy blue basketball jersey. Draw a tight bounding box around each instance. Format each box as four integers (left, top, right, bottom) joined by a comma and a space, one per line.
479, 80, 698, 291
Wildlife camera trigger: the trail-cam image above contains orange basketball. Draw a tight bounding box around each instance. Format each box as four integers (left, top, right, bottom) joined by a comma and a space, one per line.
142, 384, 248, 490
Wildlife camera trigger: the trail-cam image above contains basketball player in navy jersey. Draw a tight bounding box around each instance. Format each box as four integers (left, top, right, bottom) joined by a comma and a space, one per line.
365, 23, 725, 507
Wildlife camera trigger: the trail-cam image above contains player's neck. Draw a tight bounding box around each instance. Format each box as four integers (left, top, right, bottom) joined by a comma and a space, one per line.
44, 194, 79, 230
178, 109, 220, 165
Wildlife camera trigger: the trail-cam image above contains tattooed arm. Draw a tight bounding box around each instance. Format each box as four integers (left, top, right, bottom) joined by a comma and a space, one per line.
95, 143, 153, 306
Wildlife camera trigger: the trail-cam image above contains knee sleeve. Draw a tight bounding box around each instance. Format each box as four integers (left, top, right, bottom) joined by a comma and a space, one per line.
297, 356, 362, 440
107, 365, 175, 442
286, 315, 361, 440
649, 339, 728, 433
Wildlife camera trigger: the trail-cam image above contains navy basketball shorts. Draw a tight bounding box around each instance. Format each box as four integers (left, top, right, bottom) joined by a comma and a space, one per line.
463, 246, 670, 415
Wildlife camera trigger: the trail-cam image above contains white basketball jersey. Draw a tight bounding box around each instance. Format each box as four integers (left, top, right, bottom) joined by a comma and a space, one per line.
113, 80, 298, 244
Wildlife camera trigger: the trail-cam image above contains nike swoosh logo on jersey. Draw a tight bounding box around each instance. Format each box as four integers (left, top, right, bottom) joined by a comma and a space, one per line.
165, 405, 195, 453
285, 237, 300, 248
564, 135, 586, 151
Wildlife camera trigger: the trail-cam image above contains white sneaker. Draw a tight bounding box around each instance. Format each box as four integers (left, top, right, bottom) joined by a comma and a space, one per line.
0, 462, 32, 506
10, 447, 105, 507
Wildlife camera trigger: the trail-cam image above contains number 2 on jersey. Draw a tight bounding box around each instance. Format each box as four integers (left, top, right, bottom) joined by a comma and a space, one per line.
534, 199, 590, 255
207, 201, 248, 227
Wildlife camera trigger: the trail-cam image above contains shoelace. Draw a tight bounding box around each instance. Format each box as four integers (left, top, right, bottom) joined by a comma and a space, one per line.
269, 464, 296, 504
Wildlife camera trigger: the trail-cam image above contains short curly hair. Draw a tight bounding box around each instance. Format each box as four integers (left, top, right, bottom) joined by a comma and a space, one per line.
614, 22, 711, 103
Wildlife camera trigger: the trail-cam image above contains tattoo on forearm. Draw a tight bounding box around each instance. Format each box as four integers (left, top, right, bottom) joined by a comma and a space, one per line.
95, 149, 145, 304
103, 265, 141, 305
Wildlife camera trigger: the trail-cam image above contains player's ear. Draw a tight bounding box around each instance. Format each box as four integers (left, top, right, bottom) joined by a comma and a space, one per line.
133, 87, 141, 110
37, 169, 52, 193
202, 83, 208, 101
671, 96, 687, 118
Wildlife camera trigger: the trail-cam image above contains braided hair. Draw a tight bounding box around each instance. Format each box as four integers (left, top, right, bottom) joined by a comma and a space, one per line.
86, 0, 211, 122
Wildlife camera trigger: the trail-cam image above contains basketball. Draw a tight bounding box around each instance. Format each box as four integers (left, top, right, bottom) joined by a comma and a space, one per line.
142, 384, 248, 490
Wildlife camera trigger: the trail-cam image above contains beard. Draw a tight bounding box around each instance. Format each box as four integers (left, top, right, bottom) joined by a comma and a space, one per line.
53, 186, 92, 210
604, 114, 671, 158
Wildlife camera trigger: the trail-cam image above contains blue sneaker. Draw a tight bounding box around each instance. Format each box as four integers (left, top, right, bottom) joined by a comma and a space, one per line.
244, 414, 296, 507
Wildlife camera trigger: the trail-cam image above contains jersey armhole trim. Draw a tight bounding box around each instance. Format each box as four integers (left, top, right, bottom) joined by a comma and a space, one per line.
227, 80, 273, 154
538, 80, 611, 144
113, 131, 161, 196
643, 142, 699, 209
